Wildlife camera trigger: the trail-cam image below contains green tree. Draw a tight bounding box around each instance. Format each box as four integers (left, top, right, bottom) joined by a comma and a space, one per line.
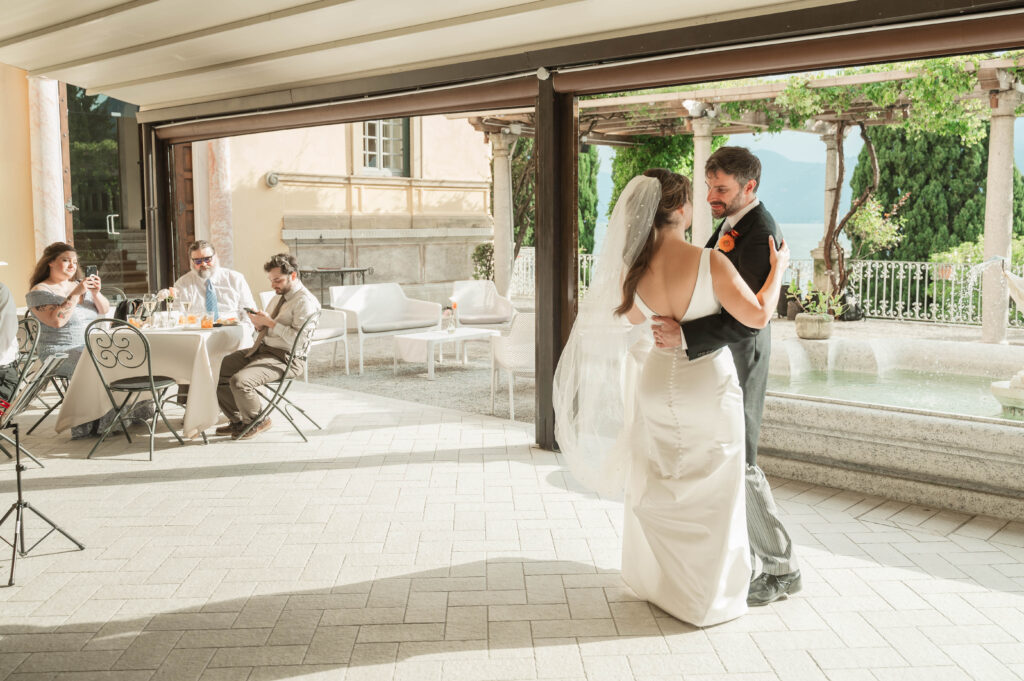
67, 87, 120, 234
510, 137, 535, 258
508, 138, 601, 256
577, 145, 600, 253
850, 126, 1024, 262
608, 134, 728, 216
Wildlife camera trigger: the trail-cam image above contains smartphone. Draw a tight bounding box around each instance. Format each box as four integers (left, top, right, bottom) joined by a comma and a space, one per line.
85, 265, 98, 278
244, 307, 258, 314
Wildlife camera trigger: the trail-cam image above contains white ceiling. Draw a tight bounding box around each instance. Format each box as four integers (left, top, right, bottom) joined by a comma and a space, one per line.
0, 0, 836, 112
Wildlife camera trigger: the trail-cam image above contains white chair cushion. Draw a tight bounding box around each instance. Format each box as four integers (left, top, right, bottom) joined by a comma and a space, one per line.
459, 313, 512, 325
362, 318, 438, 334
313, 329, 346, 341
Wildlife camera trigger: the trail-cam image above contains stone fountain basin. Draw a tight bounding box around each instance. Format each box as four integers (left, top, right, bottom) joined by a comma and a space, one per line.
760, 336, 1024, 521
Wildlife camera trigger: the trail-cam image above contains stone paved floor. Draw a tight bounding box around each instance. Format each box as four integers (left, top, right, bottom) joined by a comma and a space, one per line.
1, 383, 1023, 681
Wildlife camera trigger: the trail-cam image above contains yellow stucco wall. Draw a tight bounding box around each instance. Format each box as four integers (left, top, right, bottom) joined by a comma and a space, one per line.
227, 116, 491, 292
0, 64, 36, 305
421, 116, 490, 181
228, 124, 350, 295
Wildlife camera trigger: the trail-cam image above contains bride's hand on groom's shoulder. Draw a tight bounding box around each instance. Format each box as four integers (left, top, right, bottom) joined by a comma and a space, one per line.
652, 316, 682, 348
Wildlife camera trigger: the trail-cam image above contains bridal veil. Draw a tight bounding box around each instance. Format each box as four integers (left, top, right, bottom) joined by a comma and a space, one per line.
552, 175, 662, 498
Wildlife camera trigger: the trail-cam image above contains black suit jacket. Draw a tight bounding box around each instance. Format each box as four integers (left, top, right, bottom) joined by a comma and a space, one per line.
680, 202, 782, 359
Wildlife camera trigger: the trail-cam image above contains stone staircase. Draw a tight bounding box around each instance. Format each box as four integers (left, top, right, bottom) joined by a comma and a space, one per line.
74, 230, 150, 294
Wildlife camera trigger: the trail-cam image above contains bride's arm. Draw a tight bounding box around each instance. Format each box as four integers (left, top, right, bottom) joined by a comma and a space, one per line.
710, 236, 789, 329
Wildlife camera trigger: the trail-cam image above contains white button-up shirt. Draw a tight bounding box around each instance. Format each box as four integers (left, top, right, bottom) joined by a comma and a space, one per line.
261, 280, 321, 354
173, 267, 257, 324
0, 283, 18, 367
716, 197, 761, 241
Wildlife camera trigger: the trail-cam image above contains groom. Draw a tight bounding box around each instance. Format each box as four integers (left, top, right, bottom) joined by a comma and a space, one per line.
653, 146, 800, 606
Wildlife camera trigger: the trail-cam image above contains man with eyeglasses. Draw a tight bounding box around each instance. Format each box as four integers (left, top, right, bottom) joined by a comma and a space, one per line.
170, 240, 257, 327
215, 253, 320, 440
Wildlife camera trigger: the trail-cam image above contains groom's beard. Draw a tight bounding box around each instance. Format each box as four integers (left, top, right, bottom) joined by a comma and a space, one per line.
710, 195, 747, 219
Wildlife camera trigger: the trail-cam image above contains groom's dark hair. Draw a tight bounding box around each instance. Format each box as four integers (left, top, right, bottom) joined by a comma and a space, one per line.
706, 146, 761, 192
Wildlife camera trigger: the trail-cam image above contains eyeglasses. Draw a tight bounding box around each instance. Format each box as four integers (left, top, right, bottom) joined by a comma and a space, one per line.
192, 256, 214, 265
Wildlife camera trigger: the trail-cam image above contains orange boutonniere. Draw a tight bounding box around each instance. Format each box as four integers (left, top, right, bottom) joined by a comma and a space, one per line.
717, 229, 740, 253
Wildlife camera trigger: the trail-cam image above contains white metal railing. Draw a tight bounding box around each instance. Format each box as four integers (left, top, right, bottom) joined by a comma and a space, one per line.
510, 247, 536, 297
512, 249, 1023, 327
846, 259, 1023, 327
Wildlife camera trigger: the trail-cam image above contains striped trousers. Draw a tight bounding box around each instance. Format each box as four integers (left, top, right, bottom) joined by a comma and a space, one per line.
731, 329, 797, 577
746, 463, 796, 575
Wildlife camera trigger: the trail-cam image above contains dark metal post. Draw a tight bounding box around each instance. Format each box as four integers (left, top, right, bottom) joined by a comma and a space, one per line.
140, 124, 174, 290
534, 75, 578, 450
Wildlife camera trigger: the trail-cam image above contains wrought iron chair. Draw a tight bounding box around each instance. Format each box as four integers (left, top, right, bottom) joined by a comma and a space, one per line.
1, 353, 67, 468
83, 319, 185, 460
100, 286, 128, 307
234, 310, 323, 442
1, 318, 39, 401
13, 317, 70, 436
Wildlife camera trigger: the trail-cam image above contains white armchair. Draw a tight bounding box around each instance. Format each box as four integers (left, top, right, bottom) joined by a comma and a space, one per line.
260, 290, 349, 379
329, 283, 441, 374
449, 280, 516, 330
490, 312, 535, 421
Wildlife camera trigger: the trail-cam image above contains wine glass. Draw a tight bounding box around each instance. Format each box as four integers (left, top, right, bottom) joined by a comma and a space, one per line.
141, 293, 158, 323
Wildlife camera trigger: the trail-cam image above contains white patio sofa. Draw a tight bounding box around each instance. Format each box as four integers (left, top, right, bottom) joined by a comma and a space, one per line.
329, 283, 442, 374
449, 280, 516, 331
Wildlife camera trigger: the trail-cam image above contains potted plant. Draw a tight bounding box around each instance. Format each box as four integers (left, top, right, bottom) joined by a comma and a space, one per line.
794, 283, 846, 340
785, 279, 803, 320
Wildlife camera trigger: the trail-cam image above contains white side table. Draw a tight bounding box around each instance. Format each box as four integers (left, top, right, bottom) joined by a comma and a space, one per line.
393, 327, 498, 379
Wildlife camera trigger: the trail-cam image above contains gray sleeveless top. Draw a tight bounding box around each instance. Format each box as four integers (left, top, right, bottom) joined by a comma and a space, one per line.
26, 286, 100, 375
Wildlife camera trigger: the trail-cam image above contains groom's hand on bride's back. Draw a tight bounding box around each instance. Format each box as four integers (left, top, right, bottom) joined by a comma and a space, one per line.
652, 316, 683, 348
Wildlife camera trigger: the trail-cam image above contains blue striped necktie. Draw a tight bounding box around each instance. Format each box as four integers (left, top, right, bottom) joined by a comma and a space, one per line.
205, 278, 218, 320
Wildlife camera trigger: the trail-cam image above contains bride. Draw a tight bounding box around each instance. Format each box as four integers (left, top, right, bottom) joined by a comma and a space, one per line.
553, 169, 788, 627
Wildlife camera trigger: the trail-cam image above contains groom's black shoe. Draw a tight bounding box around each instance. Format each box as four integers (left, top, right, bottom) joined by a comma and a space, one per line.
747, 570, 802, 606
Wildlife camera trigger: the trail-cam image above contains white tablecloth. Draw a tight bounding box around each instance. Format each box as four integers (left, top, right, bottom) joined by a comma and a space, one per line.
56, 325, 248, 438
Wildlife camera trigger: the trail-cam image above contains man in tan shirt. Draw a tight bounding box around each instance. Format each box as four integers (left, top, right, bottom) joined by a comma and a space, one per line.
215, 253, 320, 440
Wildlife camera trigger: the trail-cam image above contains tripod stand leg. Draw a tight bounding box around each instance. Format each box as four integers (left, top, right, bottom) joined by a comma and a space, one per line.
6, 504, 22, 586
0, 433, 41, 468
22, 502, 84, 551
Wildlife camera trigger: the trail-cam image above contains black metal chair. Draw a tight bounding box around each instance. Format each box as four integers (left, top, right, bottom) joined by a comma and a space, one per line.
235, 310, 323, 442
83, 319, 185, 460
100, 286, 127, 306
1, 353, 67, 468
1, 318, 39, 401
13, 317, 71, 436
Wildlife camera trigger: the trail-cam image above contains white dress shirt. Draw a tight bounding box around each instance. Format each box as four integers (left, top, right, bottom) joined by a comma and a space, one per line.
260, 280, 321, 354
716, 198, 761, 241
173, 267, 257, 325
0, 283, 18, 367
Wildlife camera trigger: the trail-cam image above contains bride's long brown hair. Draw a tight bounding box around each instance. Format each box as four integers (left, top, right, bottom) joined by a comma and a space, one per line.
615, 169, 692, 316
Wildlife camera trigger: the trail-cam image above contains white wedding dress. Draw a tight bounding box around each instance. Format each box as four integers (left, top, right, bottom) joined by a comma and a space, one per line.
622, 249, 751, 627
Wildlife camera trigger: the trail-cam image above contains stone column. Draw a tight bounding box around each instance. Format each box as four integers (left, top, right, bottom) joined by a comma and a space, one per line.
28, 76, 66, 257
490, 132, 516, 296
690, 118, 714, 246
207, 138, 234, 268
811, 130, 840, 293
982, 91, 1017, 344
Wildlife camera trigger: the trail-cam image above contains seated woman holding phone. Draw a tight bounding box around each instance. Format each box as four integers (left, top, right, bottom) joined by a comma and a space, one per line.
26, 242, 150, 439
26, 242, 110, 379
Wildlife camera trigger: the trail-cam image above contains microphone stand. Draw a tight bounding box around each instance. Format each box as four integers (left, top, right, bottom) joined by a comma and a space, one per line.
0, 423, 84, 586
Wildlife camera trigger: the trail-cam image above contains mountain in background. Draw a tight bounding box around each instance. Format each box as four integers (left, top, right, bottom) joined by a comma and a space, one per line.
754, 149, 855, 224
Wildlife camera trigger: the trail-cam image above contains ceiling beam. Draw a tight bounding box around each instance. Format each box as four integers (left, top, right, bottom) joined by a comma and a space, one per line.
137, 0, 1024, 124
0, 0, 159, 49
89, 0, 582, 95
31, 0, 362, 74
